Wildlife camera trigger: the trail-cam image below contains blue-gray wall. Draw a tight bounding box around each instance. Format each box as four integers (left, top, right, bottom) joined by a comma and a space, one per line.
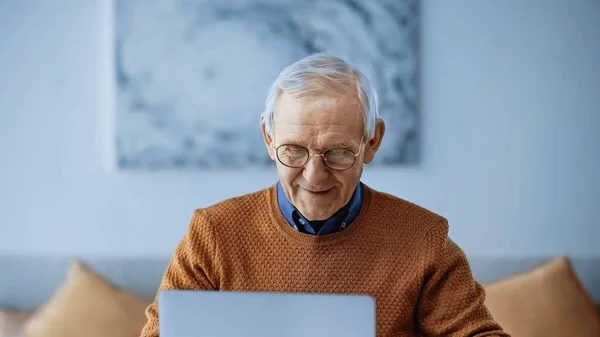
0, 0, 598, 259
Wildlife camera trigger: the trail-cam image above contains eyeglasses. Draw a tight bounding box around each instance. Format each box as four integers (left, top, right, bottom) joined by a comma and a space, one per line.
274, 136, 364, 171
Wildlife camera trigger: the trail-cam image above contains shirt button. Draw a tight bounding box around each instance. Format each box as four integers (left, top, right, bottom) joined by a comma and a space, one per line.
299, 219, 305, 225
341, 222, 347, 229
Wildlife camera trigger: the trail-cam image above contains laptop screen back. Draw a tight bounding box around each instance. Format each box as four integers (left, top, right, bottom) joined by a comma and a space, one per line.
158, 290, 375, 337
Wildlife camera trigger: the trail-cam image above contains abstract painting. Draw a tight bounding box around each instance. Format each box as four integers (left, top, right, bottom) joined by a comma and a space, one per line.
115, 0, 419, 170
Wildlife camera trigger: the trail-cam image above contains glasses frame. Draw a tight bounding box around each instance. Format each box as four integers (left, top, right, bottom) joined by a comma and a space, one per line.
274, 136, 365, 171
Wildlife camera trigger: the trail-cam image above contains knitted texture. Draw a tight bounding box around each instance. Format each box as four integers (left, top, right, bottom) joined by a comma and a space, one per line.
140, 184, 509, 337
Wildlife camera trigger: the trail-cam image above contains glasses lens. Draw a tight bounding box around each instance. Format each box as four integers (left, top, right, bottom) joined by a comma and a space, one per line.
277, 145, 309, 167
324, 149, 355, 170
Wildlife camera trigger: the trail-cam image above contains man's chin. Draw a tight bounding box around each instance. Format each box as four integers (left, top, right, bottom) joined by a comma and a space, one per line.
297, 205, 336, 222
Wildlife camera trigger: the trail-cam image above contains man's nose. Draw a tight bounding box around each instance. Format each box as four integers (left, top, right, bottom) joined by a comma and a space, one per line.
302, 154, 329, 184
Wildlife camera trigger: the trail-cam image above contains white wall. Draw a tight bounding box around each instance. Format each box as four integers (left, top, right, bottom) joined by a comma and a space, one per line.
1, 0, 598, 258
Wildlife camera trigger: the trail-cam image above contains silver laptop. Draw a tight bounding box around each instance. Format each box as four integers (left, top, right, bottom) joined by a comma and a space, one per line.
158, 290, 375, 337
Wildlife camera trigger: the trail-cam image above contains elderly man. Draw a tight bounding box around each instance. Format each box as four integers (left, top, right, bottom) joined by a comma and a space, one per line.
140, 53, 508, 336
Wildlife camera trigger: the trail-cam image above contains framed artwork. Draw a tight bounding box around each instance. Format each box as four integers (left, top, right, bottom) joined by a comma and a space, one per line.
115, 0, 419, 170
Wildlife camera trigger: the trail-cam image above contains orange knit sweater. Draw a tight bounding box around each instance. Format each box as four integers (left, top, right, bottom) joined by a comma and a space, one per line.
140, 184, 509, 337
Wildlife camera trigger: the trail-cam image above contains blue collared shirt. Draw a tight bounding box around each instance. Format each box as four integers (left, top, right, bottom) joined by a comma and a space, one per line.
276, 181, 363, 235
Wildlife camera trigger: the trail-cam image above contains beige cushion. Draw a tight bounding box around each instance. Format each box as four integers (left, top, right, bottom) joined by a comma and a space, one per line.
0, 309, 30, 337
484, 256, 600, 337
24, 260, 150, 337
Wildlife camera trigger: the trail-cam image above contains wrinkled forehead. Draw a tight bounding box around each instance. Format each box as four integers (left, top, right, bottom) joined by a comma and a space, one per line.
272, 92, 364, 149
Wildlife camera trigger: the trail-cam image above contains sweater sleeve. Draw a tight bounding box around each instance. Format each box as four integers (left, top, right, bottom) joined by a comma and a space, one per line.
139, 210, 220, 337
416, 221, 510, 337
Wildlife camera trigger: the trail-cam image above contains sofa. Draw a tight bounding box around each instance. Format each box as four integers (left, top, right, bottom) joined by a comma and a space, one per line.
1, 255, 599, 336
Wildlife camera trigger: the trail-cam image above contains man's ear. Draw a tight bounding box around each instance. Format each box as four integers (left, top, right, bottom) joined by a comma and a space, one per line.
363, 119, 385, 164
261, 116, 276, 161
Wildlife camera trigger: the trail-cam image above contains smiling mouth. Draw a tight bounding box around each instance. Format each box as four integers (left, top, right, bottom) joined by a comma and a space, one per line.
303, 187, 333, 194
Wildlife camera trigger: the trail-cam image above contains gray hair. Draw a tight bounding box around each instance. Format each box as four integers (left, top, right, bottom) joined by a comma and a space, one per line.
261, 53, 380, 139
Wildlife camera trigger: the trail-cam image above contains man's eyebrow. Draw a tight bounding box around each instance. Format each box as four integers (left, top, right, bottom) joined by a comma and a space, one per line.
328, 141, 354, 149
278, 139, 356, 149
320, 141, 361, 151
278, 138, 303, 146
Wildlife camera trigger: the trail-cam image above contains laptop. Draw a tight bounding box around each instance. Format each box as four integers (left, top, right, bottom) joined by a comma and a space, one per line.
158, 290, 376, 337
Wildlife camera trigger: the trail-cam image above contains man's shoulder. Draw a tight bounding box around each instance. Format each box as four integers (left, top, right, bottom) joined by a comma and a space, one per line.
365, 185, 451, 256
366, 185, 448, 232
180, 185, 275, 248
197, 184, 275, 221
